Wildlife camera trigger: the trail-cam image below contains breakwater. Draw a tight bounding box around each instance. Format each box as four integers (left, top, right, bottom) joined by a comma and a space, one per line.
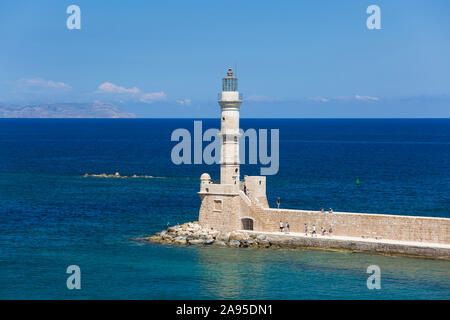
147, 222, 450, 260
246, 208, 450, 244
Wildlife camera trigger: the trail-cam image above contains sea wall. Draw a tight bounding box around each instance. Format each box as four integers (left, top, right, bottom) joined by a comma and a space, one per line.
147, 222, 450, 260
198, 191, 449, 245
250, 208, 450, 244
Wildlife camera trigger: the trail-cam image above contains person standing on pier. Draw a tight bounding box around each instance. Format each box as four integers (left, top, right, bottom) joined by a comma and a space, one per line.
279, 221, 284, 232
304, 223, 308, 236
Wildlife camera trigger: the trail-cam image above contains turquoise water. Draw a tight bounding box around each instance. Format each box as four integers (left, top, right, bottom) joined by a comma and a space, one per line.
0, 119, 449, 299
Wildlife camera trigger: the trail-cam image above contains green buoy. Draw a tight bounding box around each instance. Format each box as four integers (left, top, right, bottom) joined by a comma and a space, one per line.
356, 177, 360, 185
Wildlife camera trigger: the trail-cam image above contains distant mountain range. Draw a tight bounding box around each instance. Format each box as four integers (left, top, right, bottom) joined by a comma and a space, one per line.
0, 102, 135, 118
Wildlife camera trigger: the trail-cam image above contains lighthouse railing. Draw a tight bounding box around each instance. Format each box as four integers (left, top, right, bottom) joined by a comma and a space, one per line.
217, 93, 244, 101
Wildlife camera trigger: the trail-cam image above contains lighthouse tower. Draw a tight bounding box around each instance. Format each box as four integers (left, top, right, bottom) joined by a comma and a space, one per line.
219, 67, 242, 185
198, 67, 267, 232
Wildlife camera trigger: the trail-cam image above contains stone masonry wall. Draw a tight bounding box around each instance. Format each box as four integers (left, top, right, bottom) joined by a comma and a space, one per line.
250, 208, 450, 244
198, 194, 242, 232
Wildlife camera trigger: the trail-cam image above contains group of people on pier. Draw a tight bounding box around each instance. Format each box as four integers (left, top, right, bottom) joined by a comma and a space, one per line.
304, 224, 333, 237
278, 221, 333, 237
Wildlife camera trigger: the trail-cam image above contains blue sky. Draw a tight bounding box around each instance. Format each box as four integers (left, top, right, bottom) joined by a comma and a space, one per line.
1, 0, 450, 117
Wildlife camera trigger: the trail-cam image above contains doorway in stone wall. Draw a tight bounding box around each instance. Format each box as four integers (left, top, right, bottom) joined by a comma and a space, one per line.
242, 218, 254, 231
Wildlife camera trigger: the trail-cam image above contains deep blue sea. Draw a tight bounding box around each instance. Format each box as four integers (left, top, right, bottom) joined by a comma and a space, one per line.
0, 119, 449, 299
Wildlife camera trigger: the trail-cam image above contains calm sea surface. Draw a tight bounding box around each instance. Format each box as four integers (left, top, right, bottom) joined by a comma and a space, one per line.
0, 119, 449, 299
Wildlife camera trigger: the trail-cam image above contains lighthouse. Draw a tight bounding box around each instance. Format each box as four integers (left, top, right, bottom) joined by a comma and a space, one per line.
198, 67, 267, 232
219, 67, 242, 185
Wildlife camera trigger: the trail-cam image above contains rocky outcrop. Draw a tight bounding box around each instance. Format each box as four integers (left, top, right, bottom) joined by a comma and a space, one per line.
83, 173, 155, 178
147, 222, 276, 248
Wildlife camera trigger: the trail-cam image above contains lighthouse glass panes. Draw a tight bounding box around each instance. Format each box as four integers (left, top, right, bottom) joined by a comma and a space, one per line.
222, 77, 238, 91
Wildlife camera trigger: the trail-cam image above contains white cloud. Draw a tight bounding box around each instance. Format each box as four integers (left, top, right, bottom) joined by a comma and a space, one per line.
355, 94, 379, 102
96, 82, 140, 94
308, 97, 329, 103
176, 98, 192, 106
140, 91, 167, 103
333, 96, 353, 101
19, 78, 71, 89
323, 95, 380, 102
96, 82, 166, 104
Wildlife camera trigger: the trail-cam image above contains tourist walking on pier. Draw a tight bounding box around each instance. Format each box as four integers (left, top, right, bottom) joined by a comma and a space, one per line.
285, 221, 290, 233
321, 227, 326, 236
279, 221, 284, 232
329, 226, 333, 235
304, 223, 308, 236
312, 225, 316, 236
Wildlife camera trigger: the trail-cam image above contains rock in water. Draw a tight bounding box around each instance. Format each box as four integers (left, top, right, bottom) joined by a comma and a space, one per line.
214, 240, 227, 246
256, 234, 266, 241
188, 239, 205, 245
173, 236, 187, 245
217, 232, 231, 242
148, 222, 262, 249
229, 240, 241, 247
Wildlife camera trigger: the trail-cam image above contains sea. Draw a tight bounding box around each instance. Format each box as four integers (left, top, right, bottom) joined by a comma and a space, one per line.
0, 118, 449, 299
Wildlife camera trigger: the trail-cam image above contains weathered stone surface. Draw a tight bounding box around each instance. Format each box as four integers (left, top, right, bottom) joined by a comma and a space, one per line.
229, 240, 241, 247
180, 222, 192, 229
188, 239, 205, 245
147, 235, 163, 243
173, 236, 187, 245
229, 231, 248, 242
161, 231, 173, 241
257, 240, 271, 248
191, 231, 202, 238
217, 232, 230, 242
256, 234, 266, 241
167, 227, 179, 233
209, 230, 220, 239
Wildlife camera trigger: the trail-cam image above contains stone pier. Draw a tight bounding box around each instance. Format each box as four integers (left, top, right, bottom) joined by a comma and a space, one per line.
147, 222, 450, 260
